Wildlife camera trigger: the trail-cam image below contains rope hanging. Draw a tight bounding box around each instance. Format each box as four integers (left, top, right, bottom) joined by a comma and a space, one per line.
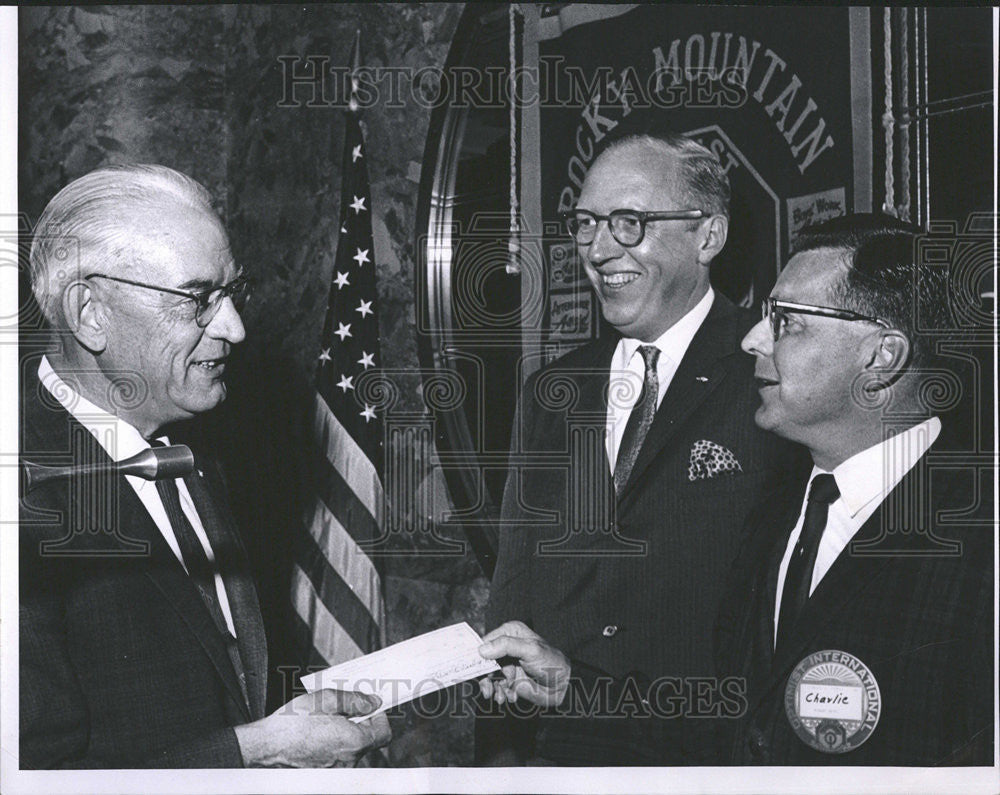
882, 8, 895, 217
898, 9, 911, 222
921, 7, 930, 223
507, 3, 521, 274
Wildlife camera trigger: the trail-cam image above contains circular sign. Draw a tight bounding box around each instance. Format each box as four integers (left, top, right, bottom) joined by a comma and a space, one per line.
784, 649, 881, 754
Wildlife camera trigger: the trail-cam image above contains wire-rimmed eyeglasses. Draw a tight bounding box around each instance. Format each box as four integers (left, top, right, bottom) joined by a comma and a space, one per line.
560, 208, 705, 247
84, 270, 252, 327
762, 297, 889, 341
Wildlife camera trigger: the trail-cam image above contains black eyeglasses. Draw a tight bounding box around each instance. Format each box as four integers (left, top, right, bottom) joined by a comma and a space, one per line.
85, 271, 252, 327
762, 297, 889, 341
560, 208, 705, 247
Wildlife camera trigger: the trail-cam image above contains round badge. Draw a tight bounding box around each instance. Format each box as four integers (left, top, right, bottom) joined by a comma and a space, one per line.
784, 649, 881, 754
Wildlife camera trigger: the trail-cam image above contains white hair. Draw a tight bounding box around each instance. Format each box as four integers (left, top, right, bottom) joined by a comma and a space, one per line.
29, 164, 216, 323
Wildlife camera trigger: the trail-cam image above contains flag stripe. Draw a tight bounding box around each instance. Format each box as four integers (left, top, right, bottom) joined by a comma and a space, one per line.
304, 497, 384, 630
291, 565, 364, 667
314, 393, 384, 521
288, 607, 329, 670
294, 514, 380, 655
313, 444, 382, 549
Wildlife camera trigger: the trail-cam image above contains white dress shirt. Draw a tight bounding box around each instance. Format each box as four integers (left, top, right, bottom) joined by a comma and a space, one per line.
773, 416, 942, 646
605, 288, 715, 470
38, 356, 238, 636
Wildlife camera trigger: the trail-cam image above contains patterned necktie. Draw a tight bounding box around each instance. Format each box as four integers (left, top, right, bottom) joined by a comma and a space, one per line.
776, 473, 840, 644
614, 344, 660, 497
150, 441, 231, 638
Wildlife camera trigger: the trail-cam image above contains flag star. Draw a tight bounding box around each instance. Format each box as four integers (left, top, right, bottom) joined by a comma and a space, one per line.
318, 348, 332, 363
336, 374, 354, 392
353, 248, 370, 267
340, 224, 347, 234
360, 404, 377, 422
334, 271, 350, 289
356, 300, 373, 318
350, 195, 367, 214
334, 322, 352, 341
358, 351, 375, 369
352, 144, 363, 162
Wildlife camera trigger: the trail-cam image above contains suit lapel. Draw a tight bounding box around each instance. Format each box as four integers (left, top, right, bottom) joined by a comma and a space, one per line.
760, 477, 809, 664
619, 295, 742, 500
558, 339, 618, 552
185, 464, 268, 719
737, 469, 810, 695
137, 509, 253, 722
582, 337, 617, 419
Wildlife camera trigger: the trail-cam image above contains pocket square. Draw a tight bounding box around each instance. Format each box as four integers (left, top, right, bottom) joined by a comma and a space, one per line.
688, 439, 742, 481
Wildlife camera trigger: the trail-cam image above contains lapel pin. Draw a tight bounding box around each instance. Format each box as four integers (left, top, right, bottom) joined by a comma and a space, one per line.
695, 376, 708, 382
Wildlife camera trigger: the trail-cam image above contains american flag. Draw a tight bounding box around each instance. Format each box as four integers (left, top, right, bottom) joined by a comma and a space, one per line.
291, 34, 386, 668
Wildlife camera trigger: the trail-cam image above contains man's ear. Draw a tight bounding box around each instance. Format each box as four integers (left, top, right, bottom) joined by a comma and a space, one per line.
697, 214, 729, 266
61, 281, 108, 353
864, 329, 911, 384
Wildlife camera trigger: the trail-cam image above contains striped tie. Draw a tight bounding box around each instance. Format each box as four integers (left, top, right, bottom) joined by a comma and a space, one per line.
614, 345, 660, 497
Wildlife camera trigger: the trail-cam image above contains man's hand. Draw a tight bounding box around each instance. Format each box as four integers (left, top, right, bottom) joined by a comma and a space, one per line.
478, 621, 571, 708
234, 689, 391, 767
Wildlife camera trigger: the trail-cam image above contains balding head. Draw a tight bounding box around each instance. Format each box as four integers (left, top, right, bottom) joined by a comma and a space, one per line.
597, 133, 731, 219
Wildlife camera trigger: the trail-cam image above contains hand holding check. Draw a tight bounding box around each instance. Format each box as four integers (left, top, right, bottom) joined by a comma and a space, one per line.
234, 689, 390, 767
477, 621, 572, 708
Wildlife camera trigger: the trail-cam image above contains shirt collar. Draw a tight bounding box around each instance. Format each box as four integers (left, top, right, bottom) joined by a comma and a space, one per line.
621, 287, 715, 366
38, 355, 159, 463
821, 416, 942, 517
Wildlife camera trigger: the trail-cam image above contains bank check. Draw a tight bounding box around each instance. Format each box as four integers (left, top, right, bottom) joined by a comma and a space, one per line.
300, 621, 501, 720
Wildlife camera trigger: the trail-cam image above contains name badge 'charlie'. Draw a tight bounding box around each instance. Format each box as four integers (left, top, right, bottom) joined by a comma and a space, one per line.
785, 650, 881, 753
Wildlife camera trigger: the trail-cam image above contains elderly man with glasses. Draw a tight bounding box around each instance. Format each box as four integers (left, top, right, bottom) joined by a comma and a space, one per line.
481, 133, 795, 765
481, 213, 992, 766
20, 164, 390, 768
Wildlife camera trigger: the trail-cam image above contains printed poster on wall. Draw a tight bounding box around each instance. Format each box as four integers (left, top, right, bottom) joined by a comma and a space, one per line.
536, 5, 859, 350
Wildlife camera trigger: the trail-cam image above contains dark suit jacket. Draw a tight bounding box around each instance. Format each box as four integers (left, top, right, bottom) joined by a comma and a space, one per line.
19, 361, 268, 768
485, 295, 795, 764
715, 433, 994, 765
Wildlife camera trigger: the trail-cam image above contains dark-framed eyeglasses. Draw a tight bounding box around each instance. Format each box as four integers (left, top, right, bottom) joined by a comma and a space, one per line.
84, 270, 252, 327
560, 208, 705, 247
762, 297, 889, 341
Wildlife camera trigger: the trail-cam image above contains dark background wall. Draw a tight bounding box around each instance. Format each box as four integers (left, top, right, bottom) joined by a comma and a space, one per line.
19, 3, 489, 766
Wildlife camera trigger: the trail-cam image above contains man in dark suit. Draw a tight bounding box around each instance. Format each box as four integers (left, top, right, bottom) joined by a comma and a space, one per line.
716, 214, 994, 765
479, 214, 994, 767
482, 134, 791, 764
20, 164, 390, 768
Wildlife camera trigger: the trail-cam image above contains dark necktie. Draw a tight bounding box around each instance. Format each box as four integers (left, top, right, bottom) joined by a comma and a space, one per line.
149, 442, 251, 712
150, 441, 231, 639
614, 345, 660, 497
776, 473, 840, 644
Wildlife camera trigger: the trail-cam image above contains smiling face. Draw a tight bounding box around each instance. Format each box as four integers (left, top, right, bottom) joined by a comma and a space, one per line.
575, 144, 716, 341
97, 199, 246, 435
740, 248, 885, 462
